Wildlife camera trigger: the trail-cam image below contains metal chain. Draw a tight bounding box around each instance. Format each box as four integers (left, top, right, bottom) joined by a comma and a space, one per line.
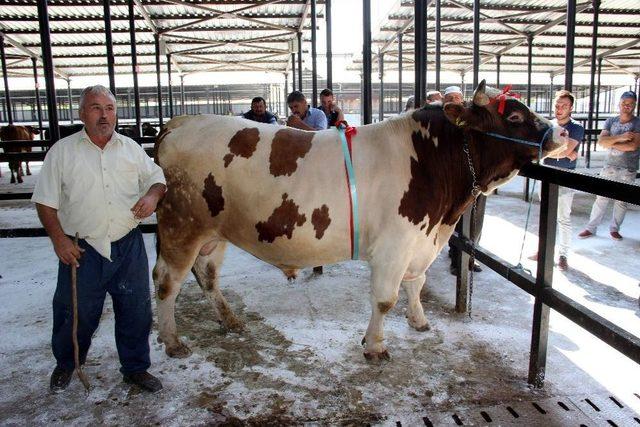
462, 140, 481, 316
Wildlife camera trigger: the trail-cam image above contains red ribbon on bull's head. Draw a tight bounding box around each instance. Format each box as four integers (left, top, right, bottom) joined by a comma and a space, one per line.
489, 85, 521, 115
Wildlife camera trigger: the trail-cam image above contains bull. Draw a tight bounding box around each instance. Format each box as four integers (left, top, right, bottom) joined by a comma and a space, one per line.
0, 125, 40, 184
152, 81, 567, 360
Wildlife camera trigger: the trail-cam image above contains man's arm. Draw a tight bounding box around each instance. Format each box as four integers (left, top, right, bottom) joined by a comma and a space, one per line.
287, 114, 314, 131
335, 106, 345, 124
550, 137, 580, 160
36, 203, 84, 266
131, 182, 166, 219
598, 129, 638, 151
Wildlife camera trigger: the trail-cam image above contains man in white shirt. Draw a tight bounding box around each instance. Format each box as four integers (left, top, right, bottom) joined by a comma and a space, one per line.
32, 85, 167, 393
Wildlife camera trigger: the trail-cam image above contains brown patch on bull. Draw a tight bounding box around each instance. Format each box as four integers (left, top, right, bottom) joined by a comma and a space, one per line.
311, 205, 331, 239
223, 127, 260, 167
202, 173, 225, 218
255, 193, 306, 243
269, 128, 314, 176
378, 302, 394, 314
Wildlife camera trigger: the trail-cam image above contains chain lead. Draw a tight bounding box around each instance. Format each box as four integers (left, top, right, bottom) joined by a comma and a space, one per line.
462, 138, 480, 316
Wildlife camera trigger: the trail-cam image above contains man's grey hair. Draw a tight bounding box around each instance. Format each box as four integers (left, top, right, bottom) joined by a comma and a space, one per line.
79, 85, 116, 111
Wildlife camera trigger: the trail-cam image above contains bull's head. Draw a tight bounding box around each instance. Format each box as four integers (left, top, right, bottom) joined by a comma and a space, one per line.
443, 80, 567, 161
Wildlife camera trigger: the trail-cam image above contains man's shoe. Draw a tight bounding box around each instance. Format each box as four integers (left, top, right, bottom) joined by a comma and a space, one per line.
527, 252, 538, 261
50, 366, 73, 393
610, 231, 623, 241
123, 371, 163, 393
558, 256, 569, 271
578, 230, 594, 239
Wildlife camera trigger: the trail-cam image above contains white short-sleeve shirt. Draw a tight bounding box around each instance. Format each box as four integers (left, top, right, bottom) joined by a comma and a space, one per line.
32, 128, 166, 260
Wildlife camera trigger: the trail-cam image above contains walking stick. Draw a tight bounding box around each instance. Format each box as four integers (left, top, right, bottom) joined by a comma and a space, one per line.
71, 232, 91, 391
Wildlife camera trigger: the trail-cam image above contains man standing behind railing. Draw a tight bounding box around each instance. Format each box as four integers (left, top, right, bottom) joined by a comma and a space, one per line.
579, 91, 640, 241
529, 90, 583, 271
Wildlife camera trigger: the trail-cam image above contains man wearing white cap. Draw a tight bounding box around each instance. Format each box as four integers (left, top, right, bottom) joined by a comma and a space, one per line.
443, 86, 464, 105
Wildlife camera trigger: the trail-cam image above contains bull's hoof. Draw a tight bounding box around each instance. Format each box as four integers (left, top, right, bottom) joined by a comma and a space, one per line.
363, 349, 391, 361
165, 342, 192, 358
222, 318, 245, 333
412, 322, 431, 332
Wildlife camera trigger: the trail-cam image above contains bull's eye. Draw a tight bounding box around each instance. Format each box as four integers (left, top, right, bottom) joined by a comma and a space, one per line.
506, 111, 525, 123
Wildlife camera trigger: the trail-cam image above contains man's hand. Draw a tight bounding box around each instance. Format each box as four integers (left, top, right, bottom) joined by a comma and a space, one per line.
287, 114, 304, 128
52, 235, 84, 267
566, 151, 578, 161
131, 194, 160, 219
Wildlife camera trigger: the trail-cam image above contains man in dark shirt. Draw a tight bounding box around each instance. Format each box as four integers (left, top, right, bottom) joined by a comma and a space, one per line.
529, 90, 584, 271
243, 97, 277, 124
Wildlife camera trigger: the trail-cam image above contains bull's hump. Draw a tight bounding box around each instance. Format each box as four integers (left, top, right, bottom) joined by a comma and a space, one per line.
269, 128, 314, 177
224, 127, 260, 167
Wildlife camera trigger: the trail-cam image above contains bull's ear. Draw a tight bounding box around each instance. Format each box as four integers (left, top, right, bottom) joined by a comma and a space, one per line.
443, 103, 466, 127
473, 79, 489, 106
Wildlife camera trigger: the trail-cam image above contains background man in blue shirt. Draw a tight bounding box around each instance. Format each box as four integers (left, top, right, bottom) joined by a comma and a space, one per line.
286, 91, 327, 131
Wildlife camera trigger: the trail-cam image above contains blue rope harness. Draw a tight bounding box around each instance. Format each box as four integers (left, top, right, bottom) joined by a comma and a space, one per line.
337, 125, 360, 260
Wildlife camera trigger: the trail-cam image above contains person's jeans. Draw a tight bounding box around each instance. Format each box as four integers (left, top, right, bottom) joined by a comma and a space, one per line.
557, 186, 575, 257
51, 228, 152, 374
586, 167, 637, 233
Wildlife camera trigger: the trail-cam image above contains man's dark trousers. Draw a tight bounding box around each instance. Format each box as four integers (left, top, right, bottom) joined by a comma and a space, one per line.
52, 228, 152, 374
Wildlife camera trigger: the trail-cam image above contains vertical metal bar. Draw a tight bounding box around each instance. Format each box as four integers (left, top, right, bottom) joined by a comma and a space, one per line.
38, 0, 59, 142
496, 54, 501, 87
378, 51, 384, 122
526, 34, 533, 107
291, 52, 297, 92
103, 0, 116, 95
592, 57, 602, 168
528, 180, 558, 388
297, 32, 303, 92
284, 73, 288, 115
414, 0, 426, 107
167, 54, 173, 118
398, 33, 402, 113
67, 79, 73, 124
564, 0, 577, 91
586, 0, 599, 167
472, 0, 480, 87
362, 0, 372, 125
180, 75, 185, 115
325, 0, 332, 90
549, 74, 554, 118
31, 57, 43, 135
0, 34, 14, 124
435, 0, 441, 91
455, 208, 471, 313
310, 0, 318, 106
154, 33, 163, 126
129, 0, 141, 136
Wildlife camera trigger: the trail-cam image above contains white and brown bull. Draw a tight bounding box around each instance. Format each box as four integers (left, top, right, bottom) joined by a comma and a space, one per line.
0, 125, 40, 184
152, 82, 567, 360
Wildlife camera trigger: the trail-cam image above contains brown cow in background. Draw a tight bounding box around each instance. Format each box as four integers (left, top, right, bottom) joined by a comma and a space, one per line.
0, 125, 40, 184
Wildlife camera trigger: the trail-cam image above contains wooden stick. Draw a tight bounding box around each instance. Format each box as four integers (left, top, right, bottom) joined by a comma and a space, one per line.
71, 232, 90, 392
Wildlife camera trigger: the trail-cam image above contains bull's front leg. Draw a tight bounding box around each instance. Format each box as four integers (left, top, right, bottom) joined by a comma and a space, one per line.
362, 260, 407, 361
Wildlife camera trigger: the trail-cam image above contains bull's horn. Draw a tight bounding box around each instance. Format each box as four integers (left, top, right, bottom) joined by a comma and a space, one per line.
473, 79, 490, 106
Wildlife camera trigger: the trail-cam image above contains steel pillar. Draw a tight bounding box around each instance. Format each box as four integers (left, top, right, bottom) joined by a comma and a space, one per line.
325, 0, 332, 90
496, 54, 501, 87
565, 0, 577, 91
0, 34, 13, 124
67, 79, 73, 123
291, 52, 296, 92
103, 0, 116, 95
435, 0, 441, 91
180, 75, 185, 115
129, 0, 141, 136
414, 0, 427, 107
31, 57, 43, 134
297, 32, 303, 92
167, 54, 173, 118
586, 0, 600, 168
472, 0, 480, 87
378, 51, 384, 122
398, 33, 402, 113
37, 0, 59, 142
310, 0, 318, 106
362, 0, 372, 124
154, 33, 163, 126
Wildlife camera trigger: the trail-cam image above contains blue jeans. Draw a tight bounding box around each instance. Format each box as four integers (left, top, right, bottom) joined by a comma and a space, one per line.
51, 228, 152, 374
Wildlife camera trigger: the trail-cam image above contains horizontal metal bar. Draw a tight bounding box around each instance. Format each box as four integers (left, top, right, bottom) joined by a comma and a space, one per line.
542, 288, 640, 364
520, 163, 640, 205
0, 223, 157, 238
0, 192, 32, 200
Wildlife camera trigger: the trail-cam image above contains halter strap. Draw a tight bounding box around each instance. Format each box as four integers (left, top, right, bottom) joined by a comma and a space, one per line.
336, 122, 360, 260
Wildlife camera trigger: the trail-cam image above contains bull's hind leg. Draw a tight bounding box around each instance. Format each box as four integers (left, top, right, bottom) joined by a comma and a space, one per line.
191, 240, 244, 332
153, 241, 201, 358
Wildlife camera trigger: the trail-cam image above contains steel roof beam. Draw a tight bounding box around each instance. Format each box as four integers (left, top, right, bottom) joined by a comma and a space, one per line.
550, 38, 640, 76
0, 29, 69, 79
